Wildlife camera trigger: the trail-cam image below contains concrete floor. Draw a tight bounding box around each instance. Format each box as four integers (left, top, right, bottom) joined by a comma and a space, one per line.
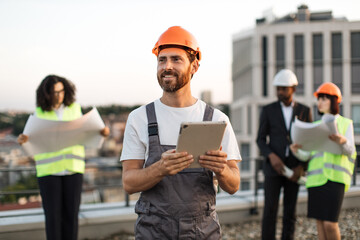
1, 186, 360, 240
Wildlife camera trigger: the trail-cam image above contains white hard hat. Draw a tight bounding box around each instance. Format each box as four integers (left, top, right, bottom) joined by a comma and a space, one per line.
273, 69, 298, 87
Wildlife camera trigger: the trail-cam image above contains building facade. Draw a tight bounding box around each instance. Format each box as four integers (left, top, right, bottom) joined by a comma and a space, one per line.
231, 5, 360, 191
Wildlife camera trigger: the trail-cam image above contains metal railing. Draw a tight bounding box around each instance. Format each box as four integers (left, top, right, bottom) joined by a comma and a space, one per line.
1, 155, 360, 212
247, 154, 360, 215
0, 162, 130, 207
249, 157, 263, 215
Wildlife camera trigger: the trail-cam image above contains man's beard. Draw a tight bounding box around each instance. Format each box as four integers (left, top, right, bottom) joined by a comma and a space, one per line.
157, 68, 191, 93
277, 94, 290, 102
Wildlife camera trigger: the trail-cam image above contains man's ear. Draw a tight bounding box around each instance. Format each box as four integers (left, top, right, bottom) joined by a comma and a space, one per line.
191, 60, 199, 74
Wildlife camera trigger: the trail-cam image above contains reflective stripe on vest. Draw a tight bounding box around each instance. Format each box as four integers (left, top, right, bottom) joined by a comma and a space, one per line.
306, 115, 356, 192
310, 152, 324, 160
310, 152, 355, 168
34, 103, 85, 177
307, 169, 323, 176
324, 163, 352, 177
307, 163, 352, 178
35, 154, 85, 165
348, 157, 356, 164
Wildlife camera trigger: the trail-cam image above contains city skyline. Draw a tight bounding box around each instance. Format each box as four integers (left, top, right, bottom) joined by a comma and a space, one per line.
1, 0, 359, 111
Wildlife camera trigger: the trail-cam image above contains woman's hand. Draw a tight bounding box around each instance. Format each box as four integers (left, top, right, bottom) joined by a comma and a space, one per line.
100, 127, 110, 137
329, 134, 347, 145
17, 134, 29, 145
290, 143, 302, 154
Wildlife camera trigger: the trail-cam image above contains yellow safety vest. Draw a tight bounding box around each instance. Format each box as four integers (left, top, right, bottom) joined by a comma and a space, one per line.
34, 103, 85, 177
306, 115, 357, 192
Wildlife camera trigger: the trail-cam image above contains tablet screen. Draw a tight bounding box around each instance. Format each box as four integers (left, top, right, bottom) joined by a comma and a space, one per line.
176, 121, 227, 168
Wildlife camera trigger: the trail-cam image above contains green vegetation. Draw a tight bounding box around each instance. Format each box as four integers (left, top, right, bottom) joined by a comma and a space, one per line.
0, 103, 229, 136
0, 104, 141, 135
0, 173, 38, 204
82, 104, 141, 115
216, 103, 230, 118
0, 112, 30, 136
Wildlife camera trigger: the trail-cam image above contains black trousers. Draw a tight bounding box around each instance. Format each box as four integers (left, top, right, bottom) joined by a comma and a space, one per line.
261, 175, 299, 240
38, 173, 83, 240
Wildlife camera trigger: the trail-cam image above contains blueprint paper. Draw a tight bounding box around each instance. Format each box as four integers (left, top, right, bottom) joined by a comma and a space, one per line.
282, 166, 307, 185
22, 108, 105, 155
291, 114, 342, 155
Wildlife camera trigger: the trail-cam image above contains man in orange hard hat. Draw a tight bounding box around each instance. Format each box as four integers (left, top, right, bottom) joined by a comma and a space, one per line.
120, 26, 241, 239
257, 69, 312, 240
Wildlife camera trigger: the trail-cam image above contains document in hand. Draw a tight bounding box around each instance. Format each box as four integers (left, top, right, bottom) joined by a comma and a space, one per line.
291, 114, 342, 154
22, 108, 105, 155
282, 166, 307, 185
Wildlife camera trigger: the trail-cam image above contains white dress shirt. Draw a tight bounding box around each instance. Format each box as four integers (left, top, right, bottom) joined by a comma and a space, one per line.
280, 101, 294, 157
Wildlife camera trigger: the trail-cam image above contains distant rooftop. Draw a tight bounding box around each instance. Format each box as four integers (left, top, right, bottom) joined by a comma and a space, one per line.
256, 4, 348, 25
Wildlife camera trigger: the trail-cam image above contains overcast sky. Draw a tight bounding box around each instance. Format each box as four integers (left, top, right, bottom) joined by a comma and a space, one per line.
0, 0, 359, 111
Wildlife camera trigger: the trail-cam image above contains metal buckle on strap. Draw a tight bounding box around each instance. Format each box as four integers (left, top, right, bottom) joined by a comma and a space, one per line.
148, 123, 158, 136
206, 202, 212, 216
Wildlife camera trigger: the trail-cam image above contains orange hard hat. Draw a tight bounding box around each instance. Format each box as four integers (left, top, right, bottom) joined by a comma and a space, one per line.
314, 82, 342, 103
152, 26, 201, 61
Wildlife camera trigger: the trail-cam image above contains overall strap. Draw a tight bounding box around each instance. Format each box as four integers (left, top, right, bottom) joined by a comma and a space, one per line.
146, 102, 214, 148
146, 102, 160, 145
203, 104, 214, 121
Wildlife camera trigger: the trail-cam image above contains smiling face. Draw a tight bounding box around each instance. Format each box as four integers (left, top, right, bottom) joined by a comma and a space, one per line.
156, 47, 195, 93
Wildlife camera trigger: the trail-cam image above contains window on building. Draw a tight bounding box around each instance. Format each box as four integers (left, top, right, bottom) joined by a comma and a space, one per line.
294, 35, 304, 95
313, 34, 323, 92
240, 143, 250, 172
241, 181, 251, 191
275, 35, 285, 73
247, 105, 252, 135
312, 105, 322, 121
332, 33, 343, 92
355, 145, 360, 173
351, 32, 360, 94
351, 105, 360, 134
262, 36, 268, 97
232, 37, 253, 100
258, 105, 264, 123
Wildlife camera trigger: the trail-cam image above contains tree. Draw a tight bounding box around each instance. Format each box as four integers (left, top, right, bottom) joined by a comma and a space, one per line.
0, 173, 38, 204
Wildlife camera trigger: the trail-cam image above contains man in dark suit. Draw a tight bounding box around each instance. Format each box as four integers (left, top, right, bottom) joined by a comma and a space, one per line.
257, 69, 312, 240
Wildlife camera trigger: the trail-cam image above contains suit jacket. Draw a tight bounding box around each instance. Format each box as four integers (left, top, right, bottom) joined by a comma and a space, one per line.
256, 101, 312, 176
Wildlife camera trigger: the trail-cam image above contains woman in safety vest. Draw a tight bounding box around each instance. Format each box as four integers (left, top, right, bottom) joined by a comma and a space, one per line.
290, 82, 356, 240
17, 75, 109, 240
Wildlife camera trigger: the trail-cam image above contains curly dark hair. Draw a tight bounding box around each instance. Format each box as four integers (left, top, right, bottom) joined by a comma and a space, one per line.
36, 75, 76, 111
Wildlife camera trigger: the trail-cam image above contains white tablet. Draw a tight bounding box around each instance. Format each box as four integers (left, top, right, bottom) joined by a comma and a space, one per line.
176, 121, 227, 168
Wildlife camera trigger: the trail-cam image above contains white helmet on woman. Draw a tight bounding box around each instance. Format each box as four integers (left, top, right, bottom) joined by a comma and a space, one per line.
273, 69, 298, 87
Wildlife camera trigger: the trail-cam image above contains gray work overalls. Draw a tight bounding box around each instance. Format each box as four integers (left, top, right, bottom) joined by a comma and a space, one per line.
134, 102, 221, 240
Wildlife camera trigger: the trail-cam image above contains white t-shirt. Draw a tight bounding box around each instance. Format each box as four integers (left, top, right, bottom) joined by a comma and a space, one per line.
54, 104, 65, 120
120, 99, 241, 163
